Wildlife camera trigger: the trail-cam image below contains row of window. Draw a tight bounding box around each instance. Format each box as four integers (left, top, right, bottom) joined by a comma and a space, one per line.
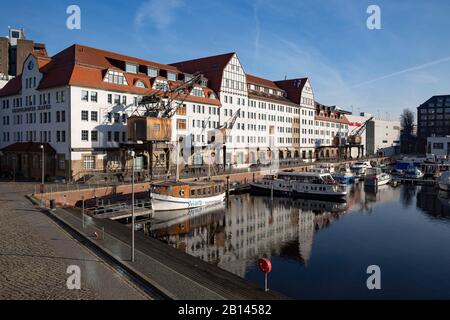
81, 130, 127, 142
2, 111, 67, 126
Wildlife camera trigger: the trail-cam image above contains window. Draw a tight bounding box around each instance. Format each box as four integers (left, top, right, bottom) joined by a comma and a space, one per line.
114, 113, 120, 123
83, 156, 95, 170
81, 90, 89, 101
147, 68, 158, 77
122, 132, 126, 142
91, 111, 98, 122
61, 131, 66, 142
114, 131, 120, 142
61, 111, 66, 122
177, 119, 186, 130
167, 72, 177, 81
108, 131, 112, 141
135, 80, 145, 88
114, 95, 120, 104
125, 63, 137, 74
122, 114, 127, 123
81, 130, 89, 141
91, 131, 98, 142
122, 96, 127, 105
176, 104, 186, 115
108, 94, 112, 104
91, 92, 98, 102
81, 110, 89, 121
105, 70, 128, 85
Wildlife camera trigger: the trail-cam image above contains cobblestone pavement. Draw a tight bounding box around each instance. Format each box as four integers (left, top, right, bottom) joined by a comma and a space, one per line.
0, 182, 148, 300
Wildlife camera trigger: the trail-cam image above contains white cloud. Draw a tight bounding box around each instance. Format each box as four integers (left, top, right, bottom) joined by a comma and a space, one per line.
134, 0, 183, 31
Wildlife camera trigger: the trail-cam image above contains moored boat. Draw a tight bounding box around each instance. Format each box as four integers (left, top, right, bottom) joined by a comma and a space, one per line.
351, 161, 372, 179
332, 164, 356, 185
250, 171, 347, 199
150, 180, 226, 211
364, 167, 391, 187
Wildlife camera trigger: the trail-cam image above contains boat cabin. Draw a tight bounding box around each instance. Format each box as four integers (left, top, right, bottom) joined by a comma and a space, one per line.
151, 180, 225, 199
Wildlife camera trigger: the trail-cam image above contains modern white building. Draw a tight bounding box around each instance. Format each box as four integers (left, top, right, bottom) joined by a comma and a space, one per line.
346, 112, 400, 158
426, 136, 450, 159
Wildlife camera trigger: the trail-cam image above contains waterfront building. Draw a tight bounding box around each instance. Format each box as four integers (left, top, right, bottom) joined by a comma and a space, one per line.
346, 112, 401, 157
0, 27, 47, 77
417, 95, 450, 154
426, 136, 450, 159
0, 44, 220, 180
313, 102, 350, 160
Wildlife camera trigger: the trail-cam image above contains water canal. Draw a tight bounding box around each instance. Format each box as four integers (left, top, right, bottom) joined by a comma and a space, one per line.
137, 184, 450, 299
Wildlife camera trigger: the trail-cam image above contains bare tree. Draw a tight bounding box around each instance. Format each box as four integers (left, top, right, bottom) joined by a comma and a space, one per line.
400, 109, 415, 136
400, 109, 416, 154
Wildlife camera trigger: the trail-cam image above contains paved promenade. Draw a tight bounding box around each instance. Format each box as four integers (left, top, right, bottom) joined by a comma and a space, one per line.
34, 197, 287, 300
0, 182, 149, 300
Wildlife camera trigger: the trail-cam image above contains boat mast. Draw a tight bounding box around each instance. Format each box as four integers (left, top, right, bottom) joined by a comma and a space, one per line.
176, 137, 180, 182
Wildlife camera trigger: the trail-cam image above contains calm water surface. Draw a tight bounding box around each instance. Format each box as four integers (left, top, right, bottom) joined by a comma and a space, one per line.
140, 184, 450, 299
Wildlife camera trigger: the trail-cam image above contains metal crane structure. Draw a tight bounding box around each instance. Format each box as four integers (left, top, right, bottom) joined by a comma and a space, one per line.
124, 72, 205, 180
338, 116, 374, 159
207, 108, 241, 171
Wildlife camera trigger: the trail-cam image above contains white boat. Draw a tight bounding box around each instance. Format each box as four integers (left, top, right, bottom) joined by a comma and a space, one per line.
439, 172, 450, 191
250, 171, 347, 199
150, 180, 226, 211
351, 161, 372, 178
313, 163, 335, 174
364, 167, 391, 187
403, 167, 425, 179
332, 165, 356, 185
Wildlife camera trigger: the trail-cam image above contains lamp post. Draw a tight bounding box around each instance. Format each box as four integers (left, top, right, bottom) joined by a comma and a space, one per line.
129, 149, 136, 262
40, 145, 44, 206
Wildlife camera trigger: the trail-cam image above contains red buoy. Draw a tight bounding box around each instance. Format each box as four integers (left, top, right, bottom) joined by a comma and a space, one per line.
258, 258, 272, 274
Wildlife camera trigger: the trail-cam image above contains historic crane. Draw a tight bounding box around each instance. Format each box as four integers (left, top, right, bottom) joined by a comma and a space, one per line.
126, 72, 205, 180
339, 116, 374, 159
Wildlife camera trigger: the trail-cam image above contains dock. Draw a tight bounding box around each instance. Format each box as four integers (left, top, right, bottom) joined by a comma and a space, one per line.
35, 198, 287, 300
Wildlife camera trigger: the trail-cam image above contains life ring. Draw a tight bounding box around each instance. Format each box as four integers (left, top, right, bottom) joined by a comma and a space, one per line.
257, 258, 272, 274
179, 189, 185, 197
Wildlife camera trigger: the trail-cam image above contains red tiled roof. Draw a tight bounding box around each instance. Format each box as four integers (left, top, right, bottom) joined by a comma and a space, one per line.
248, 90, 298, 106
170, 53, 235, 93
0, 44, 221, 106
315, 115, 350, 125
2, 142, 56, 153
246, 74, 281, 90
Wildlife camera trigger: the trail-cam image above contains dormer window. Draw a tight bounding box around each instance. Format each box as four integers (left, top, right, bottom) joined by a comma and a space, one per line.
105, 70, 128, 85
209, 93, 217, 99
185, 74, 193, 83
201, 79, 208, 87
125, 63, 138, 74
154, 80, 169, 91
167, 72, 177, 81
135, 80, 146, 88
191, 88, 204, 97
147, 67, 158, 77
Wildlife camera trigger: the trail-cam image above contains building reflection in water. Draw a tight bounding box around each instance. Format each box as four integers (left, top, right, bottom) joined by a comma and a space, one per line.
416, 186, 450, 221
141, 184, 402, 278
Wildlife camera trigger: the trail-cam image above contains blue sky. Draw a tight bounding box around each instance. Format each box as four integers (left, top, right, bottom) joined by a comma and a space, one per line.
3, 0, 450, 119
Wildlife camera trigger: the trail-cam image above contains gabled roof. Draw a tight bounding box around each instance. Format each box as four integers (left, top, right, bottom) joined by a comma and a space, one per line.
274, 78, 309, 105
0, 44, 221, 106
246, 74, 281, 91
170, 52, 235, 93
